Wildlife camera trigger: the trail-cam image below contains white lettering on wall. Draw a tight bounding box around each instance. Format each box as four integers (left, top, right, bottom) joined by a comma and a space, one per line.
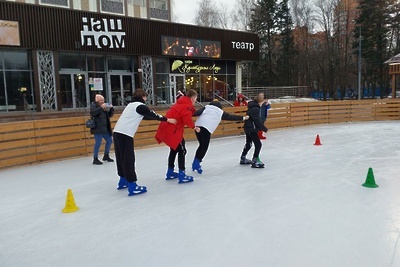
231, 41, 254, 52
81, 17, 125, 49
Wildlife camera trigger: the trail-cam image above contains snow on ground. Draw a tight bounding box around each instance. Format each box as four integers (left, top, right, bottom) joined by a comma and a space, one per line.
1, 121, 400, 267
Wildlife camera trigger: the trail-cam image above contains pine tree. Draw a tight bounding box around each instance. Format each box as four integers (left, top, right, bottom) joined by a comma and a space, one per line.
353, 0, 390, 98
249, 0, 279, 86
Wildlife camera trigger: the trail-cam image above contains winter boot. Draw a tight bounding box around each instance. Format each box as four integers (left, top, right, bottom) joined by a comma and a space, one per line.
166, 167, 179, 180
192, 158, 203, 174
102, 153, 114, 162
240, 156, 252, 165
127, 182, 147, 196
93, 158, 103, 165
251, 158, 265, 168
117, 177, 128, 190
178, 170, 194, 184
258, 130, 267, 140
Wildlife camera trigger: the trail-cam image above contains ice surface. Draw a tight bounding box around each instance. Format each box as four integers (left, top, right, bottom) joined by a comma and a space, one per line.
1, 121, 400, 267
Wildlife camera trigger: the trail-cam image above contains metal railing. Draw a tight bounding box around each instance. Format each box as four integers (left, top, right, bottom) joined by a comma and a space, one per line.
239, 86, 310, 100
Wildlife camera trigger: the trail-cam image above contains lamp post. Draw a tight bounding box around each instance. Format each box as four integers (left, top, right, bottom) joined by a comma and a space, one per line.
358, 27, 362, 100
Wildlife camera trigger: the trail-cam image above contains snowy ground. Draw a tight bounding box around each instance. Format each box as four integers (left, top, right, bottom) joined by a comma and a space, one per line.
1, 121, 400, 267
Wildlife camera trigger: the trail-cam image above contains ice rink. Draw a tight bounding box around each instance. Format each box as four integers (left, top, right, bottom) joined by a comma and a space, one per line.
1, 121, 400, 267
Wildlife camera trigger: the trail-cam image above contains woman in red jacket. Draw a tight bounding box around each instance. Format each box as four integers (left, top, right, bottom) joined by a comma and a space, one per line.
155, 89, 200, 183
233, 93, 248, 106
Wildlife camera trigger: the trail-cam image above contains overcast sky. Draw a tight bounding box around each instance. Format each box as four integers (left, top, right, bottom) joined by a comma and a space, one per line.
172, 0, 232, 25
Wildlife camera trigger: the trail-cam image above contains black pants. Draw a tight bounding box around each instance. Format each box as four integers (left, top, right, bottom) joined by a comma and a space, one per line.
113, 132, 137, 183
241, 131, 262, 159
195, 127, 211, 162
168, 139, 187, 170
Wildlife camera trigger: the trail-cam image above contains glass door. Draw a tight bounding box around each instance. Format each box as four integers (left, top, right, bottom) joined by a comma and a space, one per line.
169, 74, 186, 103
109, 74, 133, 107
59, 73, 87, 109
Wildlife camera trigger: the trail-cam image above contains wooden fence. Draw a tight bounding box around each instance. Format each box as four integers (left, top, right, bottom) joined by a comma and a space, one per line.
1, 99, 399, 169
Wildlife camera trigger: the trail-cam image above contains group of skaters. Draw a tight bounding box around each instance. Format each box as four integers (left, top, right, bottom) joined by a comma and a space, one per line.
90, 89, 270, 197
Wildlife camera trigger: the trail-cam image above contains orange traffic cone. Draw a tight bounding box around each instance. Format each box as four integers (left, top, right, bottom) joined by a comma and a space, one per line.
314, 134, 322, 145
61, 189, 79, 213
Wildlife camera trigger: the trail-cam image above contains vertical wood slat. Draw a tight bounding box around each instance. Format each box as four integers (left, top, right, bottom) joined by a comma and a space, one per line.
1, 99, 400, 169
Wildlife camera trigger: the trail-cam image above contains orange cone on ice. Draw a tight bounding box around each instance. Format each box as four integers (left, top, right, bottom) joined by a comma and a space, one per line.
314, 135, 322, 145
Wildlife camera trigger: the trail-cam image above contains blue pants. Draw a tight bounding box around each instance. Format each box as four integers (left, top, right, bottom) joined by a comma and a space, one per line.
93, 133, 112, 158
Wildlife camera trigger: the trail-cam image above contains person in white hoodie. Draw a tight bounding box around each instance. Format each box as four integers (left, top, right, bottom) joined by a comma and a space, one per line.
192, 100, 248, 174
113, 89, 176, 197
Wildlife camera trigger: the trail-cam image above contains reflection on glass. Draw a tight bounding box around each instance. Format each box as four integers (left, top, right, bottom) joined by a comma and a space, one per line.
74, 74, 87, 107
60, 74, 73, 108
5, 71, 33, 111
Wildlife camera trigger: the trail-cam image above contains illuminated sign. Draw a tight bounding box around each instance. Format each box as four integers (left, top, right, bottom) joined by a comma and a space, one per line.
171, 60, 221, 74
81, 17, 125, 49
231, 41, 255, 52
0, 20, 20, 46
162, 36, 221, 58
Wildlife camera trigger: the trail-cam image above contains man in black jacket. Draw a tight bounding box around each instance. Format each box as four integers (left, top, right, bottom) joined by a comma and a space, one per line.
90, 94, 114, 165
239, 94, 268, 168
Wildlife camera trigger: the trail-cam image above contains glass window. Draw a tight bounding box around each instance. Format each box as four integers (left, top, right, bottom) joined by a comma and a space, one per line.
40, 0, 69, 7
150, 0, 167, 9
227, 61, 236, 75
101, 0, 124, 14
88, 72, 107, 103
185, 74, 200, 96
87, 55, 105, 72
74, 0, 97, 11
212, 60, 226, 74
129, 0, 146, 6
200, 74, 213, 102
108, 56, 132, 72
59, 53, 86, 71
154, 74, 170, 104
5, 71, 33, 111
227, 75, 236, 101
0, 71, 5, 108
214, 75, 227, 99
155, 58, 169, 73
0, 52, 3, 69
3, 51, 30, 70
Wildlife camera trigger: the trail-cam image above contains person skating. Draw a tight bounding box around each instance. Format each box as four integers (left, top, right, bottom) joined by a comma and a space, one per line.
113, 89, 176, 196
258, 93, 270, 140
240, 94, 268, 168
155, 89, 200, 183
192, 99, 248, 174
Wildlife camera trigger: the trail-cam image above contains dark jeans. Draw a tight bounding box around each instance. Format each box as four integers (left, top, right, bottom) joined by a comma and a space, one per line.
93, 133, 112, 158
195, 127, 211, 161
241, 131, 262, 159
168, 139, 187, 170
113, 132, 137, 183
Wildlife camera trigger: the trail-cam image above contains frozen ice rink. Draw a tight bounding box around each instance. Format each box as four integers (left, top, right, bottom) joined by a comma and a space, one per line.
1, 121, 400, 267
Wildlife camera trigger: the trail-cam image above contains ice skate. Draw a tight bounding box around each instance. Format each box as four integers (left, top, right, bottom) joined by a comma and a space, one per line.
128, 182, 147, 196
166, 167, 179, 180
178, 170, 194, 184
117, 177, 128, 190
251, 158, 265, 168
192, 158, 203, 174
240, 156, 252, 165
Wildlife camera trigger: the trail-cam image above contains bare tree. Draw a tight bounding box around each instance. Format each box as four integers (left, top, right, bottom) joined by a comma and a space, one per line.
232, 0, 255, 31
194, 0, 222, 28
314, 0, 340, 99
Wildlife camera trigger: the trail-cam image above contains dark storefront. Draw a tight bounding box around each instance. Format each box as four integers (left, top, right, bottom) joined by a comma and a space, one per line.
0, 1, 259, 112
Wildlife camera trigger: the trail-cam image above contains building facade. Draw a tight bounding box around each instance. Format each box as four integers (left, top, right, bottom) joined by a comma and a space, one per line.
0, 1, 259, 112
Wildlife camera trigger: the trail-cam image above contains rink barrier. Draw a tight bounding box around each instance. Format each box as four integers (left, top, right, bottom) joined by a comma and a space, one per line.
0, 99, 399, 169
